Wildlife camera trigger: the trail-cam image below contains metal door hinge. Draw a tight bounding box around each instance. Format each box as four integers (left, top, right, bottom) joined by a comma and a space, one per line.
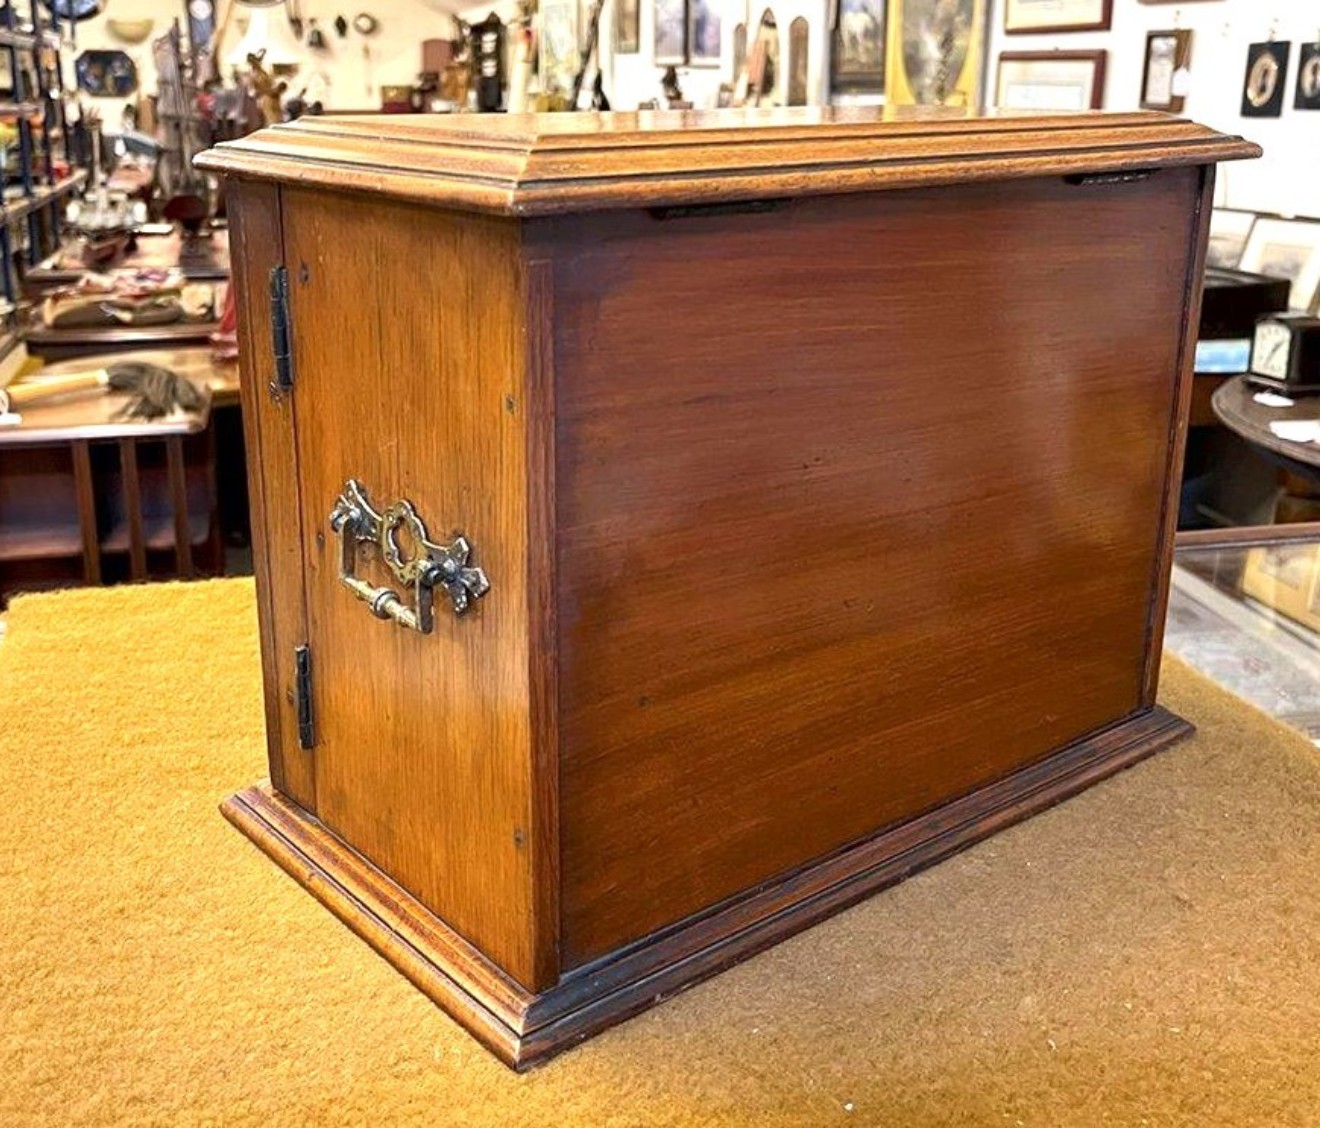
269, 264, 294, 400
293, 644, 315, 749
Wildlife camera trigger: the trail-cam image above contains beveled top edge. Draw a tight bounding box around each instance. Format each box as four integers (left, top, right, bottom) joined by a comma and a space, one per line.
196, 108, 1261, 217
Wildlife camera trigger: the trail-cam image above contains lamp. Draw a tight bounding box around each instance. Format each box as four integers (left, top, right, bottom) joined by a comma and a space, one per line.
225, 0, 305, 69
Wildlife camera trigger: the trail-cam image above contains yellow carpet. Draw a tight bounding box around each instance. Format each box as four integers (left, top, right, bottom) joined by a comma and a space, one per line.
2, 578, 1319, 1127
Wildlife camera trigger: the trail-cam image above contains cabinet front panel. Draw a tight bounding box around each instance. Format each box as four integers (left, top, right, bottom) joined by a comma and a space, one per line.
550, 170, 1202, 966
278, 189, 541, 987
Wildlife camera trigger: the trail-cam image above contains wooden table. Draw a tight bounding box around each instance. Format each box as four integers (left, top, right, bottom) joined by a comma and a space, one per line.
26, 228, 231, 290
0, 349, 230, 600
34, 346, 241, 407
23, 319, 224, 363
1212, 374, 1320, 481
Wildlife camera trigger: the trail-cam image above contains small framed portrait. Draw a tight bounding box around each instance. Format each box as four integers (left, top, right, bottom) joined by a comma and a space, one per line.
1003, 0, 1111, 35
1239, 217, 1320, 313
1241, 40, 1290, 118
1140, 28, 1191, 113
613, 0, 639, 54
995, 50, 1106, 111
687, 0, 721, 66
1207, 208, 1257, 271
653, 0, 687, 65
1296, 42, 1320, 110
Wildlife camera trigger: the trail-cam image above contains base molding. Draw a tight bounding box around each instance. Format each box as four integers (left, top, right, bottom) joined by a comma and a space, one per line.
221, 705, 1192, 1070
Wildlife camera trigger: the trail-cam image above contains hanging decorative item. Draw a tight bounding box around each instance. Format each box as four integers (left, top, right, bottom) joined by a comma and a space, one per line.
832, 0, 886, 95
75, 50, 139, 97
106, 18, 155, 44
613, 0, 639, 54
41, 0, 103, 21
886, 0, 988, 109
687, 0, 721, 67
334, 14, 349, 37
652, 0, 686, 66
1297, 41, 1320, 110
1241, 40, 1290, 118
1140, 28, 1192, 113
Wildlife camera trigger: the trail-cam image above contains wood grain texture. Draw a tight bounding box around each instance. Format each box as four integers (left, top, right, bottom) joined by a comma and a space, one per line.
221, 704, 1190, 1070
195, 108, 1259, 218
70, 439, 100, 584
1139, 168, 1214, 708
228, 181, 315, 811
544, 169, 1203, 966
279, 189, 544, 989
523, 258, 561, 989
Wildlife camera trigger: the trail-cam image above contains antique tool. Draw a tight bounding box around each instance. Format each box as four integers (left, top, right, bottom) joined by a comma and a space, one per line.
0, 363, 204, 419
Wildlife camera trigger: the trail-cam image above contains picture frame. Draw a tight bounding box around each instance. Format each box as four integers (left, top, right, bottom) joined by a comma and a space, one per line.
1207, 208, 1257, 271
613, 0, 639, 54
538, 0, 580, 97
687, 0, 721, 67
1239, 217, 1320, 313
994, 50, 1106, 111
884, 0, 987, 109
1297, 42, 1320, 110
832, 0, 887, 95
1241, 40, 1290, 118
1140, 28, 1191, 113
653, 0, 687, 65
1003, 0, 1111, 35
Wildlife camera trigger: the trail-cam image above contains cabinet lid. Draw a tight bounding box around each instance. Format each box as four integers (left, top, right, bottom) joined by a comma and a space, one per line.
196, 107, 1259, 218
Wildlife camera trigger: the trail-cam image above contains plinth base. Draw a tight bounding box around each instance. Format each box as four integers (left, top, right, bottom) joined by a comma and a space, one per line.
220, 705, 1192, 1071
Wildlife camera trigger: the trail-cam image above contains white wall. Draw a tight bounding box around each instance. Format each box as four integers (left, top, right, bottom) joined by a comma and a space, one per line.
985, 0, 1320, 219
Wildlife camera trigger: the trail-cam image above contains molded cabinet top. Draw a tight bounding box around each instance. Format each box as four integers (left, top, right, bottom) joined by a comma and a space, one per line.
196, 107, 1260, 217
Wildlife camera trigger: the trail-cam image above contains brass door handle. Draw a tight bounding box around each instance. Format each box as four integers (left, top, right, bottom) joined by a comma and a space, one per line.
328, 479, 490, 633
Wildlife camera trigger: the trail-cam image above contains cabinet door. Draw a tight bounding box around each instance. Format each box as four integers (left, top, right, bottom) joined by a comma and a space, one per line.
278, 188, 545, 989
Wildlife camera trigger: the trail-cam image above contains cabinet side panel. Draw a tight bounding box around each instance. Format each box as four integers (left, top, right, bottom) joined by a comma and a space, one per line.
279, 191, 544, 988
552, 170, 1201, 967
1141, 167, 1214, 706
228, 180, 315, 811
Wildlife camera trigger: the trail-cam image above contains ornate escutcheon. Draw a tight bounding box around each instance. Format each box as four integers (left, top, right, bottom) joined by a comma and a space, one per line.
327, 479, 490, 633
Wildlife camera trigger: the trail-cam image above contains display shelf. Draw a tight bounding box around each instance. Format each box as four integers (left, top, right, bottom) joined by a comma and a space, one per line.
1, 170, 86, 220
0, 518, 83, 560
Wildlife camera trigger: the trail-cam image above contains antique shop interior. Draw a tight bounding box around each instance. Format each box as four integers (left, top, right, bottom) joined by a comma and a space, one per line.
3, 0, 1320, 1118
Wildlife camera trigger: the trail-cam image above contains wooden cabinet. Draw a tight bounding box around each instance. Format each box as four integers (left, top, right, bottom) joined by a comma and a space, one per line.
201, 109, 1258, 1069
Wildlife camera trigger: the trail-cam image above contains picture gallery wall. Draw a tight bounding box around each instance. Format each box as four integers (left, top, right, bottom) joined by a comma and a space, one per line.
599, 0, 1315, 218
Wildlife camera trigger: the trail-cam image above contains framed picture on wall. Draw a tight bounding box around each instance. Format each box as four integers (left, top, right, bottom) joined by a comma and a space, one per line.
538, 0, 580, 97
1241, 40, 1290, 118
1297, 42, 1320, 110
831, 0, 887, 94
995, 50, 1106, 111
885, 0, 988, 109
687, 0, 722, 66
1239, 217, 1320, 313
1140, 28, 1191, 112
1207, 208, 1257, 271
614, 0, 639, 54
1003, 0, 1111, 35
653, 0, 687, 65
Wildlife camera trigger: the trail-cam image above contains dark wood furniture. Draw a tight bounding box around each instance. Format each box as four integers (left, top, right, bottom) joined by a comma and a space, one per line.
25, 228, 231, 293
201, 108, 1258, 1069
0, 349, 231, 603
1212, 375, 1320, 482
23, 319, 224, 363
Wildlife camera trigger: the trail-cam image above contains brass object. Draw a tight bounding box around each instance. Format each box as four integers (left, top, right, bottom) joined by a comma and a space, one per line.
328, 479, 489, 632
